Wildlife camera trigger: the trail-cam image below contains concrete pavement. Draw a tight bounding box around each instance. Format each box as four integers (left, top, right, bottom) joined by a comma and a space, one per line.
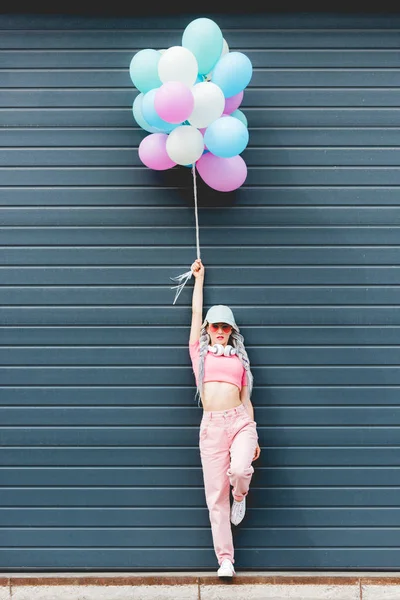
1, 571, 400, 599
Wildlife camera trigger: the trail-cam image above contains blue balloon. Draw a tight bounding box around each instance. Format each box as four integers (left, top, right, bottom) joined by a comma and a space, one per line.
182, 17, 223, 76
141, 88, 179, 134
211, 52, 253, 98
204, 115, 249, 158
132, 93, 162, 133
129, 49, 162, 94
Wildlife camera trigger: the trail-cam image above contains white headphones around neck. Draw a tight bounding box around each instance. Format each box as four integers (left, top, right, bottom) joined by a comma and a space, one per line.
208, 344, 236, 357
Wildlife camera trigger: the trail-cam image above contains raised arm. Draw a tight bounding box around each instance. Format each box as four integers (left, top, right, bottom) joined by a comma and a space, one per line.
189, 258, 205, 344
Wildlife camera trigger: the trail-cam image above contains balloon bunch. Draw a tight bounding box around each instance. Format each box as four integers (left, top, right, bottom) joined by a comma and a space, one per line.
129, 17, 252, 193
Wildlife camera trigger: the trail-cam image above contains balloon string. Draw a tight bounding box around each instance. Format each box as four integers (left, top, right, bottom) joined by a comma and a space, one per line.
170, 164, 200, 305
192, 163, 201, 260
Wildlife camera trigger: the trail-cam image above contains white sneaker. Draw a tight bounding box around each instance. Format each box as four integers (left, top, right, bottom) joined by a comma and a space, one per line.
217, 558, 236, 578
230, 496, 246, 526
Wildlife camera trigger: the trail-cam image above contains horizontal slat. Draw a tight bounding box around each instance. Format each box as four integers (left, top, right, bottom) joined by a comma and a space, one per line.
2, 467, 400, 487
3, 70, 400, 89
2, 506, 400, 527
1, 307, 400, 326
3, 107, 400, 127
1, 365, 400, 385
246, 148, 400, 166
247, 128, 400, 147
3, 128, 400, 148
3, 227, 400, 246
3, 208, 400, 227
0, 467, 207, 486
3, 165, 400, 185
0, 426, 399, 446
1, 487, 400, 507
5, 89, 400, 108
1, 12, 400, 32
2, 345, 400, 364
0, 325, 396, 345
1, 446, 399, 466
2, 547, 400, 569
5, 49, 400, 68
0, 386, 399, 406
0, 448, 202, 467
1, 248, 400, 265
0, 406, 399, 426
2, 527, 400, 547
1, 286, 400, 306
1, 187, 399, 206
1, 266, 400, 285
4, 147, 400, 167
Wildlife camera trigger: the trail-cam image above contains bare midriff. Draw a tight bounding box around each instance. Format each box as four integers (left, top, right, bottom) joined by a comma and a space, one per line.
202, 381, 242, 412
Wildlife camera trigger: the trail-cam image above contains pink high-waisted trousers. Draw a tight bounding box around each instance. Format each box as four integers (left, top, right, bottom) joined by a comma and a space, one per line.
199, 403, 259, 566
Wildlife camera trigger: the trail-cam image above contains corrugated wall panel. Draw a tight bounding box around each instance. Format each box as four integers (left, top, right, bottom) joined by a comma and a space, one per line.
1, 10, 400, 570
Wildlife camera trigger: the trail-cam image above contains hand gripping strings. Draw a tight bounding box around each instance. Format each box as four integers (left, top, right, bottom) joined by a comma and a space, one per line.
170, 164, 200, 305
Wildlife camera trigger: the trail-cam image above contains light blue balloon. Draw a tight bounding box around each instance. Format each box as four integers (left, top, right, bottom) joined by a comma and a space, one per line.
129, 49, 162, 94
204, 115, 249, 158
182, 17, 223, 76
231, 108, 248, 127
211, 52, 253, 98
132, 93, 162, 133
141, 88, 179, 134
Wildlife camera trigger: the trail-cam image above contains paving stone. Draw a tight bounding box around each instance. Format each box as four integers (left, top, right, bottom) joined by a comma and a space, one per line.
0, 586, 9, 600
11, 586, 135, 600
200, 583, 359, 600
11, 584, 199, 600
132, 586, 199, 599
362, 585, 400, 600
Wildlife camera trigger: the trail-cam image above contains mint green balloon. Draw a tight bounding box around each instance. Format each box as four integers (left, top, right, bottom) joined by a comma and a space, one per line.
231, 109, 248, 127
129, 49, 162, 94
182, 18, 223, 76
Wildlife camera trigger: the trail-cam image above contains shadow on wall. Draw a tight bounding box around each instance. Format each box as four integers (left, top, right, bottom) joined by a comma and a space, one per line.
155, 163, 242, 208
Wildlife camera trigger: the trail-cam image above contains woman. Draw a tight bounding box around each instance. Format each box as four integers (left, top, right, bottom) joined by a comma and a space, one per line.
189, 257, 261, 578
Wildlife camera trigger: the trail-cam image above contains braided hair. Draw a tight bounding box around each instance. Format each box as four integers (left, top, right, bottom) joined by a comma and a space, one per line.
194, 320, 254, 407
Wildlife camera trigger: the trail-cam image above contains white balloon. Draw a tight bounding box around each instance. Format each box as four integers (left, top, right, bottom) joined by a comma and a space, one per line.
221, 38, 229, 57
205, 38, 229, 81
188, 81, 225, 129
158, 46, 198, 87
166, 125, 204, 165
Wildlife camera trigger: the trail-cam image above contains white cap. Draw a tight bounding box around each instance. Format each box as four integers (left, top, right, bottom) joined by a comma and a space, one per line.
204, 305, 239, 331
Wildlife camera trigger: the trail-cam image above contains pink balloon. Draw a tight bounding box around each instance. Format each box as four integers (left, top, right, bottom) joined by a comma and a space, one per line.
138, 133, 177, 170
224, 90, 244, 115
154, 81, 194, 124
196, 152, 247, 192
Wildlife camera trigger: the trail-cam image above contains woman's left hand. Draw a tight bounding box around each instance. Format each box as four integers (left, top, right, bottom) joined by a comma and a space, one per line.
252, 443, 261, 461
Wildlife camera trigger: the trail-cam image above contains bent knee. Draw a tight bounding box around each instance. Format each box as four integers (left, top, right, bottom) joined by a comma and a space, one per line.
227, 465, 254, 479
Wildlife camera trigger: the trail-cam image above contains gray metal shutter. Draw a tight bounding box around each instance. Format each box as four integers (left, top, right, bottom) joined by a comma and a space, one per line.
1, 11, 399, 570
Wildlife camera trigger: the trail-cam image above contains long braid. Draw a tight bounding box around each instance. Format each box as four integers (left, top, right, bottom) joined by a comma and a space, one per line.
194, 325, 209, 407
230, 329, 254, 398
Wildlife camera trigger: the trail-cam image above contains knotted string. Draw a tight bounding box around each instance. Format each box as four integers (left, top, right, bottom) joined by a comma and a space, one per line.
170, 164, 200, 305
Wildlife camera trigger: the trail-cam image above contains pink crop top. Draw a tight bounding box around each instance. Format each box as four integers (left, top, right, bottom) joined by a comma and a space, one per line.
189, 340, 247, 390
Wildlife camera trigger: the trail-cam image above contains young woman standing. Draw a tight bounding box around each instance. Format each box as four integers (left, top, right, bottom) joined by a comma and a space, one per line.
188, 258, 261, 578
